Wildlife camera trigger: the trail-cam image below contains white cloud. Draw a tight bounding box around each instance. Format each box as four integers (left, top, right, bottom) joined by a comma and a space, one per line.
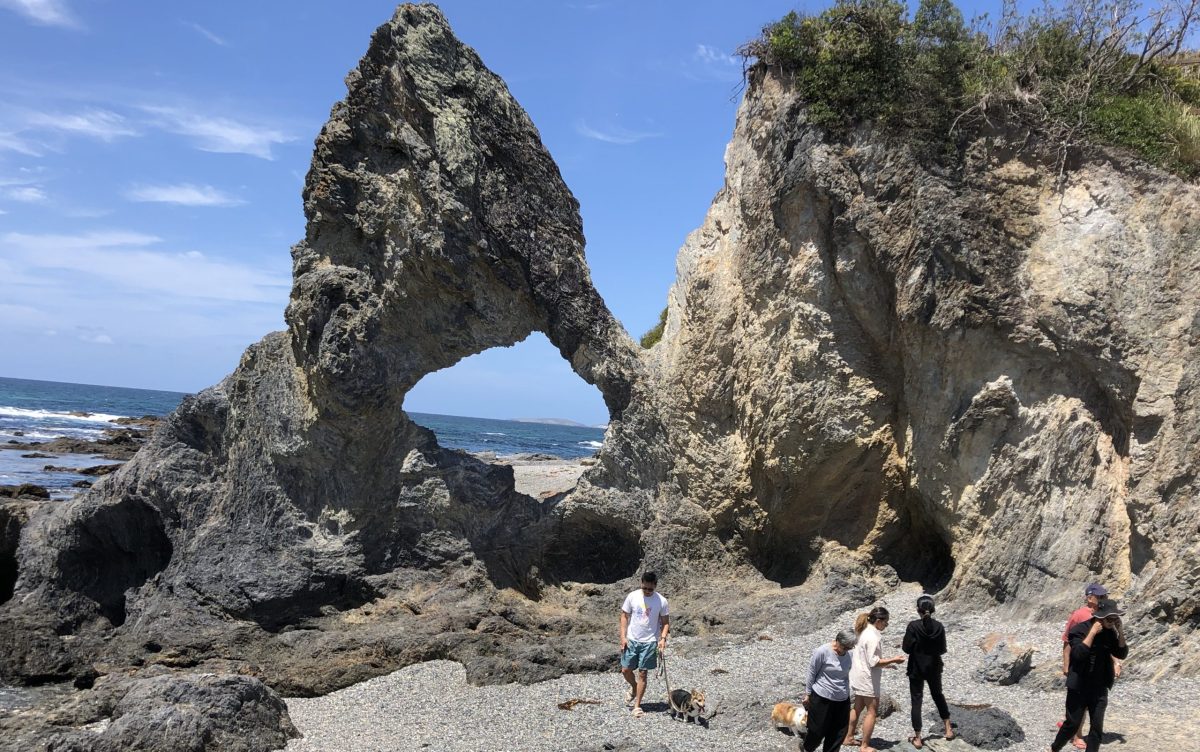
4, 230, 160, 249
575, 120, 662, 145
689, 44, 743, 83
143, 106, 293, 159
4, 186, 47, 202
0, 131, 42, 156
2, 230, 290, 303
27, 109, 138, 141
125, 183, 245, 207
188, 22, 228, 47
75, 326, 113, 345
0, 0, 79, 28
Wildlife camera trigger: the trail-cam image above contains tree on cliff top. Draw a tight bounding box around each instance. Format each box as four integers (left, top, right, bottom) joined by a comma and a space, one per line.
739, 0, 1200, 178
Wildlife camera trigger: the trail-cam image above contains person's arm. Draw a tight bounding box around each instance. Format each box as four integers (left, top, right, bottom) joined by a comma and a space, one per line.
1062, 642, 1071, 676
936, 626, 947, 657
619, 609, 629, 651
1111, 620, 1129, 660
658, 615, 670, 650
805, 647, 822, 701
902, 623, 917, 655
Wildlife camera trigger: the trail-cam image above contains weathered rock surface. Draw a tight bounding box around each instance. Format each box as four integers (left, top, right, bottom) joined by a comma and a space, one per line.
0, 1, 646, 706
599, 66, 1200, 678
1, 672, 297, 752
975, 637, 1034, 685
928, 704, 1025, 749
1, 8, 1198, 747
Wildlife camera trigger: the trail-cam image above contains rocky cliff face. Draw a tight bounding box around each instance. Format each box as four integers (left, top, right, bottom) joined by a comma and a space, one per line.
607, 68, 1200, 676
1, 5, 1197, 723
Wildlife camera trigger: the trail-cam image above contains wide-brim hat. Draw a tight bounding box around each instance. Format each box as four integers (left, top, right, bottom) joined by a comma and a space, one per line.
1093, 599, 1125, 619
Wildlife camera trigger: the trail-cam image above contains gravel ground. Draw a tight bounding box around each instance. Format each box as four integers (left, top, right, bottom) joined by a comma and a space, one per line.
285, 583, 1198, 751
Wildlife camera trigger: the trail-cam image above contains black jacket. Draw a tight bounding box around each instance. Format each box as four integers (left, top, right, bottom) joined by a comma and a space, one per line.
1066, 618, 1129, 692
902, 617, 946, 678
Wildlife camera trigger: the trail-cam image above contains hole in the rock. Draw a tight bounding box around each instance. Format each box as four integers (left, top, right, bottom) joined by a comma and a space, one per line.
404, 331, 610, 488
57, 498, 173, 628
401, 332, 619, 585
0, 506, 21, 605
0, 550, 16, 606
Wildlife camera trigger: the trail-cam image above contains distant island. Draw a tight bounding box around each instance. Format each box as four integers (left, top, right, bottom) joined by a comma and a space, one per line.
510, 417, 590, 427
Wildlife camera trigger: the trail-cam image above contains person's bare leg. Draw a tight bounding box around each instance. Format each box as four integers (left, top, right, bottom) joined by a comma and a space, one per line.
943, 717, 954, 739
859, 699, 878, 752
634, 669, 648, 710
843, 697, 862, 745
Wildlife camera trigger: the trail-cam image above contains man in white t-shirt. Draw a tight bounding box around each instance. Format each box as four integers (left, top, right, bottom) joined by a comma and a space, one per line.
619, 571, 671, 717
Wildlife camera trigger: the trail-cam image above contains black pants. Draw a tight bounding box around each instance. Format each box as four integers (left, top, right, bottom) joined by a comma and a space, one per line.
804, 692, 851, 752
1052, 688, 1108, 752
908, 672, 950, 733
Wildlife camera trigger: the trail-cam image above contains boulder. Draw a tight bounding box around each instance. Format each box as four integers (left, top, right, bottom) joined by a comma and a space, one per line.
975, 637, 1034, 685
35, 673, 298, 752
926, 704, 1025, 749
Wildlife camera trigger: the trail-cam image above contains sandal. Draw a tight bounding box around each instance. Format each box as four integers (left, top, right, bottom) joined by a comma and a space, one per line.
632, 707, 645, 718
910, 736, 924, 749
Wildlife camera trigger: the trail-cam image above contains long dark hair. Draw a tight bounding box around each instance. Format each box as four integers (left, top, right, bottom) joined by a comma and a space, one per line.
854, 606, 890, 634
917, 595, 935, 624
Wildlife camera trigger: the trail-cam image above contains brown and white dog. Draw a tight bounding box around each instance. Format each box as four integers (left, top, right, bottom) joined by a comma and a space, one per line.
771, 701, 807, 736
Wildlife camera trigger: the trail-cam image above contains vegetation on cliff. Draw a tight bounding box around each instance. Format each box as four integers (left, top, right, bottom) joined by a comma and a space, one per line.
739, 0, 1200, 177
639, 306, 668, 349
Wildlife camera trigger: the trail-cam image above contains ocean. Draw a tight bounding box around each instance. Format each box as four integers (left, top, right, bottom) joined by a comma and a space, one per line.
0, 376, 605, 498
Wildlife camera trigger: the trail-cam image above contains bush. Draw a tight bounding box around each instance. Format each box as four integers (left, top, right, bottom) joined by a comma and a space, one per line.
639, 307, 668, 349
739, 0, 1200, 178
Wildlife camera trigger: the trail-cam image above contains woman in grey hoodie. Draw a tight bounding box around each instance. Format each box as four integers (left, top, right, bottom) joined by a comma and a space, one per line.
902, 595, 953, 748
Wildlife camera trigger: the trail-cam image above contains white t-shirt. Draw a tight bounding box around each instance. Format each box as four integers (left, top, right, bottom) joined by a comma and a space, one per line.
621, 590, 670, 643
849, 624, 884, 697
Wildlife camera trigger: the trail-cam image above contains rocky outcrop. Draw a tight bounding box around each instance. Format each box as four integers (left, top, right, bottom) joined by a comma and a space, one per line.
0, 2, 645, 699
1, 673, 297, 752
597, 67, 1200, 676
1, 7, 1198, 736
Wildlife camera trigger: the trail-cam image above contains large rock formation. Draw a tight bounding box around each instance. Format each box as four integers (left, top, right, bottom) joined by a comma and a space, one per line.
608, 68, 1200, 675
1, 9, 1198, 745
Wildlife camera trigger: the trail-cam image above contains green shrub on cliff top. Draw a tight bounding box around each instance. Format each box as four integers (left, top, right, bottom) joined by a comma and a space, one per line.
739, 0, 1200, 178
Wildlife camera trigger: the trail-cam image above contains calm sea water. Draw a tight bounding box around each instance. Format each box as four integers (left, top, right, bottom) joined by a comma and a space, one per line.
0, 376, 604, 498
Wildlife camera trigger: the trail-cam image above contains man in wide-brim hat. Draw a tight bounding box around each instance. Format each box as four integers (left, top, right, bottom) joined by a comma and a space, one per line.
1050, 599, 1129, 752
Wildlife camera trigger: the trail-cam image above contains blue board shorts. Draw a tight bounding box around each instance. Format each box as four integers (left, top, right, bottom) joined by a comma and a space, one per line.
621, 639, 658, 671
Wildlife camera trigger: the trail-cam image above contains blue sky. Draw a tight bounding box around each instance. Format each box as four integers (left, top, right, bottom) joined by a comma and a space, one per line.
0, 0, 823, 424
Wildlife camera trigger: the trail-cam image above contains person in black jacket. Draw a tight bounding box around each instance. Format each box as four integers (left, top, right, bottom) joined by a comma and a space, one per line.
1050, 599, 1130, 752
902, 595, 953, 748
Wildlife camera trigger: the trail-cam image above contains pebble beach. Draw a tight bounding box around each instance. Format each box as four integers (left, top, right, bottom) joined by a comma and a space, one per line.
284, 583, 1199, 751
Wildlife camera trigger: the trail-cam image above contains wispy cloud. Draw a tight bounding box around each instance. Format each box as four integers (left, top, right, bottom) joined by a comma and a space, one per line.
143, 106, 293, 159
2, 230, 289, 303
575, 119, 662, 145
688, 44, 743, 83
187, 22, 228, 47
26, 108, 138, 141
0, 0, 80, 28
4, 186, 47, 202
75, 325, 113, 345
0, 131, 42, 156
125, 183, 244, 207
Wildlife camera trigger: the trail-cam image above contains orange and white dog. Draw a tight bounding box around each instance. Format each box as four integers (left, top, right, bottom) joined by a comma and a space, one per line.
771, 701, 807, 736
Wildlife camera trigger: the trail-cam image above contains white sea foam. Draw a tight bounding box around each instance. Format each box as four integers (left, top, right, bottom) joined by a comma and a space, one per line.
483, 432, 506, 436
0, 406, 127, 424
577, 440, 603, 448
